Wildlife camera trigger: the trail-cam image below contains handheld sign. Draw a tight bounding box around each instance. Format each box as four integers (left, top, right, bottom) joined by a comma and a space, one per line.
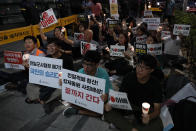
161, 31, 171, 39
107, 20, 118, 29
110, 45, 125, 57
135, 43, 147, 55
136, 35, 147, 43
40, 8, 58, 28
109, 89, 132, 110
143, 18, 160, 30
62, 69, 106, 114
173, 24, 191, 36
4, 50, 24, 70
147, 43, 162, 55
144, 10, 153, 17
109, 0, 119, 20
29, 55, 62, 88
80, 41, 97, 55
74, 33, 84, 41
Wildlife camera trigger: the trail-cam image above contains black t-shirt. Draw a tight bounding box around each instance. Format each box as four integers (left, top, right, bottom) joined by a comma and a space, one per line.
120, 71, 162, 112
47, 53, 74, 70
47, 37, 72, 51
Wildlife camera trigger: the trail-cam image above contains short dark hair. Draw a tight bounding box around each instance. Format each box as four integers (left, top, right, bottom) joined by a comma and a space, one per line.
24, 36, 37, 44
137, 54, 157, 69
47, 38, 63, 49
83, 51, 101, 64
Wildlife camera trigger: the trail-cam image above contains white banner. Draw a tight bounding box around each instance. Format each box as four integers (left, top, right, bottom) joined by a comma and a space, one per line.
80, 41, 97, 55
136, 35, 147, 43
147, 43, 162, 55
4, 63, 25, 70
62, 69, 106, 114
109, 89, 132, 110
29, 55, 63, 88
143, 18, 160, 30
161, 31, 171, 39
74, 33, 84, 41
109, 0, 119, 20
110, 45, 125, 57
40, 8, 58, 28
173, 24, 191, 36
144, 10, 152, 17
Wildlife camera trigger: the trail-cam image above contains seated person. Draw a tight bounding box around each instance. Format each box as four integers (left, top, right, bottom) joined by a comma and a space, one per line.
104, 54, 163, 131
63, 50, 113, 117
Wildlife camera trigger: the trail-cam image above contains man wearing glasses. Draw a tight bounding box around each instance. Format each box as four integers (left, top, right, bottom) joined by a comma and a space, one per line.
63, 50, 113, 117
104, 54, 163, 131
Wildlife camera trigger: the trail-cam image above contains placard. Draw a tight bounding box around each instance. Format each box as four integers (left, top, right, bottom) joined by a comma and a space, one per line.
110, 45, 125, 57
144, 10, 153, 17
29, 55, 62, 88
109, 89, 132, 110
161, 31, 171, 39
40, 8, 58, 28
134, 43, 147, 55
173, 24, 190, 36
62, 69, 106, 114
80, 41, 97, 55
147, 43, 162, 55
107, 20, 118, 29
109, 0, 119, 19
4, 50, 24, 70
136, 35, 147, 43
143, 18, 160, 30
74, 33, 84, 41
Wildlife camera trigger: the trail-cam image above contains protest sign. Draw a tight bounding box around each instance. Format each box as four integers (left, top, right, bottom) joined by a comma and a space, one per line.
147, 43, 162, 55
29, 55, 62, 88
4, 50, 24, 70
143, 18, 160, 30
74, 33, 84, 41
136, 35, 147, 43
107, 20, 118, 29
62, 69, 106, 114
135, 43, 147, 55
161, 31, 171, 39
131, 27, 137, 35
110, 45, 125, 57
40, 8, 58, 28
109, 89, 132, 110
80, 41, 97, 55
173, 24, 191, 36
109, 0, 119, 19
144, 10, 153, 17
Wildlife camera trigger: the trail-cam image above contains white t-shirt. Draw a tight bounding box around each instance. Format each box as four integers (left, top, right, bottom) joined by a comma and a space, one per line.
164, 36, 181, 56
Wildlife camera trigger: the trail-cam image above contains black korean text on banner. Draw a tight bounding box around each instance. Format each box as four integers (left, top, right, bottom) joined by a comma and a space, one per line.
136, 35, 147, 43
107, 20, 118, 29
147, 43, 162, 55
80, 41, 97, 55
29, 55, 63, 88
110, 45, 125, 57
4, 50, 24, 70
143, 18, 160, 31
173, 24, 191, 36
134, 43, 147, 55
62, 69, 106, 114
40, 8, 58, 28
74, 33, 84, 41
109, 89, 132, 110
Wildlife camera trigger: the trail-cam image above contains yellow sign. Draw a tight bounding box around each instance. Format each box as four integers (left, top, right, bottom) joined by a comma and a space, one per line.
0, 15, 78, 46
110, 4, 118, 15
149, 8, 162, 12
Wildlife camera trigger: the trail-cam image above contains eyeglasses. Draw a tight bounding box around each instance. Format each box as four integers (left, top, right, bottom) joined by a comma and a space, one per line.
136, 63, 151, 70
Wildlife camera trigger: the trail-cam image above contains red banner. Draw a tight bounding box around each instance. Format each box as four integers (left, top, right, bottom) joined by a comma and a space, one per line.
4, 50, 23, 64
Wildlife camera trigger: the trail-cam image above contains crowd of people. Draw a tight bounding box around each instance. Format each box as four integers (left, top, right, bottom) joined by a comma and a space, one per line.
3, 0, 190, 131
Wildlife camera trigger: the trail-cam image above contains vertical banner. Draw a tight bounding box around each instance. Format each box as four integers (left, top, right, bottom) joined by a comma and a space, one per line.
80, 41, 97, 55
29, 55, 63, 88
109, 0, 119, 19
173, 24, 191, 36
109, 89, 132, 110
147, 43, 162, 55
110, 45, 125, 57
4, 50, 24, 70
143, 18, 160, 30
134, 43, 147, 55
74, 33, 84, 41
40, 8, 58, 28
62, 69, 106, 114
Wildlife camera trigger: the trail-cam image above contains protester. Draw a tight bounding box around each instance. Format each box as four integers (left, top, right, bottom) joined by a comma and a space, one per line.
104, 54, 163, 131
83, 29, 99, 46
63, 50, 113, 117
89, 16, 100, 42
81, 0, 95, 15
164, 0, 175, 25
